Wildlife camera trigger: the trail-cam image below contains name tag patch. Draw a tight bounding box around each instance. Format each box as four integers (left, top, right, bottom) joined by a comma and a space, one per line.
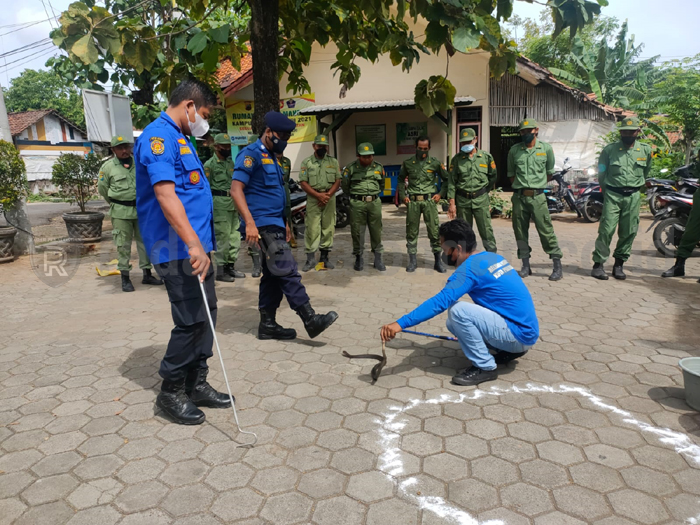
180, 146, 192, 155
479, 164, 487, 168
637, 157, 646, 161
536, 152, 547, 156
262, 159, 274, 165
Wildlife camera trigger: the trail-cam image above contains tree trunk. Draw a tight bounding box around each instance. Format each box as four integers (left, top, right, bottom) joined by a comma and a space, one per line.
248, 0, 280, 134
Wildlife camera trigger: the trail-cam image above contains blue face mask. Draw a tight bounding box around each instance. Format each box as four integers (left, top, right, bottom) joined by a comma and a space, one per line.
461, 144, 475, 153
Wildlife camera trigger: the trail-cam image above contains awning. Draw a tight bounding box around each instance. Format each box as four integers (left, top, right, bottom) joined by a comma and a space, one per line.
298, 96, 476, 116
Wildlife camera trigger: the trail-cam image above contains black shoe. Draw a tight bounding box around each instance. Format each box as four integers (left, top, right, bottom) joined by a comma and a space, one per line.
185, 368, 232, 409
494, 351, 528, 365
518, 258, 532, 278
302, 253, 316, 272
612, 258, 626, 280
142, 268, 163, 285
354, 254, 364, 271
156, 379, 206, 425
374, 252, 386, 272
591, 262, 609, 280
406, 254, 417, 273
320, 250, 335, 269
215, 265, 234, 282
251, 253, 262, 278
662, 257, 686, 278
121, 271, 135, 292
451, 367, 498, 386
226, 264, 245, 279
297, 302, 338, 339
434, 252, 446, 273
258, 309, 297, 340
549, 258, 563, 281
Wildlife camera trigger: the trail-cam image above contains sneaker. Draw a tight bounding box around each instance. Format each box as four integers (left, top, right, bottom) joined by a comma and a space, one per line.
494, 351, 527, 365
451, 367, 498, 386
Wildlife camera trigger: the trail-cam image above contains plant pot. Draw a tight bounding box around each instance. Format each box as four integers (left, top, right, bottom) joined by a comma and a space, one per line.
62, 211, 104, 243
0, 226, 17, 263
679, 357, 700, 412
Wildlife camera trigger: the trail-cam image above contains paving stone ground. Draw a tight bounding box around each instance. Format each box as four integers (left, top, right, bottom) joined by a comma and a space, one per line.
2, 205, 700, 524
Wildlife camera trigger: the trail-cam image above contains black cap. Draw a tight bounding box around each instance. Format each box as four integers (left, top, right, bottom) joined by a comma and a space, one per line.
264, 111, 296, 133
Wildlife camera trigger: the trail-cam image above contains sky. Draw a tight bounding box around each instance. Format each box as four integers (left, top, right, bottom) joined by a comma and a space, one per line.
1, 0, 700, 88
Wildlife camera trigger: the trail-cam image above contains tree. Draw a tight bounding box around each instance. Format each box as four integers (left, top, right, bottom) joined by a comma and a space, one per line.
4, 69, 85, 129
48, 0, 607, 131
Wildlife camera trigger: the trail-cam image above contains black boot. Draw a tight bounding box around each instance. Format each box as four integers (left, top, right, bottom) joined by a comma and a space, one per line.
226, 264, 245, 279
121, 271, 135, 292
434, 252, 446, 273
185, 368, 232, 409
518, 258, 532, 278
612, 258, 627, 280
373, 252, 386, 272
155, 378, 205, 425
354, 254, 364, 271
251, 253, 262, 278
216, 265, 234, 282
591, 262, 609, 280
320, 250, 335, 269
142, 268, 163, 285
406, 254, 417, 273
662, 257, 686, 278
258, 309, 297, 340
296, 302, 338, 339
549, 258, 563, 281
302, 253, 316, 272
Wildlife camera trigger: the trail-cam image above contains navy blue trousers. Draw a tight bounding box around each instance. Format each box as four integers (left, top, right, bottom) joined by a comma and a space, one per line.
258, 225, 310, 311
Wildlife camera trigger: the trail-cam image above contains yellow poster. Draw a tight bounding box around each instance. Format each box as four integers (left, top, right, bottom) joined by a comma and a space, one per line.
226, 94, 316, 145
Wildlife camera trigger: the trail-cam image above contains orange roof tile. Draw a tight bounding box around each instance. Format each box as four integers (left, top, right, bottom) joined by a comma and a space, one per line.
8, 109, 85, 137
215, 53, 253, 89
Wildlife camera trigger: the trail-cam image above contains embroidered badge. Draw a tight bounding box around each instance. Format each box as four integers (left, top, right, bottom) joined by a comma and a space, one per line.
261, 152, 269, 158
262, 159, 274, 165
627, 120, 633, 125
150, 137, 165, 155
243, 156, 254, 168
117, 136, 123, 141
189, 171, 200, 184
524, 121, 529, 126
177, 138, 187, 145
180, 146, 192, 155
491, 161, 496, 169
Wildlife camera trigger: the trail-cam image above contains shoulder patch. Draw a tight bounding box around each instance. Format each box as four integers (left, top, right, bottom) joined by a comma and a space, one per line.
180, 146, 192, 155
150, 137, 165, 156
243, 156, 254, 169
490, 161, 496, 169
177, 138, 187, 145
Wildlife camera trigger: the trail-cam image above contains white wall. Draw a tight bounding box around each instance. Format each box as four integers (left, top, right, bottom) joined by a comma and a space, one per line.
538, 120, 617, 170
15, 115, 84, 143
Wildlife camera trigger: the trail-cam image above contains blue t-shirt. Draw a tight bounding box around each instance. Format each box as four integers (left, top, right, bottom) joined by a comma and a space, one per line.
397, 252, 539, 345
135, 112, 215, 264
232, 139, 286, 229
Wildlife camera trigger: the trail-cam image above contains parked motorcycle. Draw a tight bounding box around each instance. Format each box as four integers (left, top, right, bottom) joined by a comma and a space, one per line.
545, 158, 581, 217
646, 167, 700, 215
575, 182, 604, 223
646, 191, 695, 257
288, 180, 350, 238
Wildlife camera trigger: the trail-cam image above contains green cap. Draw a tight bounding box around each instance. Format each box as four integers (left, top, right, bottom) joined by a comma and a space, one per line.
357, 142, 375, 155
314, 135, 329, 145
618, 116, 640, 131
110, 135, 132, 147
214, 133, 231, 145
459, 128, 476, 142
247, 134, 258, 144
518, 119, 539, 131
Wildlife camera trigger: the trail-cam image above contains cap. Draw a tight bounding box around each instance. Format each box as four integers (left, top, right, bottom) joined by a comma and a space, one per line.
314, 135, 329, 145
213, 133, 231, 145
264, 111, 296, 133
518, 119, 538, 131
357, 142, 375, 155
110, 135, 132, 147
459, 128, 476, 142
247, 134, 258, 144
618, 117, 640, 130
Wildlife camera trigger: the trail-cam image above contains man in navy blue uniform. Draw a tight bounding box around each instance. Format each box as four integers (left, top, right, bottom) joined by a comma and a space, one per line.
135, 79, 230, 425
232, 112, 338, 340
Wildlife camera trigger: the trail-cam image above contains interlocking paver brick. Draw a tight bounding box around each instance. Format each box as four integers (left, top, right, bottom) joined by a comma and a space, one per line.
259, 492, 313, 524
298, 468, 346, 498
312, 495, 367, 525
608, 489, 670, 524
448, 478, 498, 513
519, 459, 570, 489
366, 498, 418, 525
250, 466, 299, 494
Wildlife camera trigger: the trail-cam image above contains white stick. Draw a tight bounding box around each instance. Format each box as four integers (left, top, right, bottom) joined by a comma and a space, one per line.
198, 278, 257, 447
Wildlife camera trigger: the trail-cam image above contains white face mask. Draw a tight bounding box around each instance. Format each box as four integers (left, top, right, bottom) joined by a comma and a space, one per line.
185, 103, 209, 138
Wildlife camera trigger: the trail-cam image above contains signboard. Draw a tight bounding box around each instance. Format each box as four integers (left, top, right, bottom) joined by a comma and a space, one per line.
82, 90, 133, 143
396, 122, 428, 154
355, 124, 386, 156
226, 94, 316, 145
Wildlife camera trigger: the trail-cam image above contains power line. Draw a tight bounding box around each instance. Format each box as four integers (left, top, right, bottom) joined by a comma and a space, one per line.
0, 19, 55, 37
0, 16, 56, 30
0, 39, 52, 59
0, 46, 58, 70
1, 49, 57, 74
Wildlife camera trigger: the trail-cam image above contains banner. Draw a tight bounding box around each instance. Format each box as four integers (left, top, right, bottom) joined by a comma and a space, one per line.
226, 94, 317, 145
396, 122, 428, 154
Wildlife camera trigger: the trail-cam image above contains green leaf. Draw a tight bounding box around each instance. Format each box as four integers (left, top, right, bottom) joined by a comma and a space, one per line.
123, 40, 157, 74
201, 43, 220, 72
424, 21, 448, 51
489, 54, 509, 79
209, 24, 230, 44
452, 26, 480, 53
291, 39, 312, 63
73, 34, 99, 64
187, 32, 208, 54
496, 0, 514, 21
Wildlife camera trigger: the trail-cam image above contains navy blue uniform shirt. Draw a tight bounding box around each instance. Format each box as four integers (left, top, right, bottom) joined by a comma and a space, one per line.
135, 112, 215, 264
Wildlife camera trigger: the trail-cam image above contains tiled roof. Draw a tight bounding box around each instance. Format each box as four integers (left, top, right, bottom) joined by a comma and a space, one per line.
8, 109, 85, 137
215, 53, 253, 89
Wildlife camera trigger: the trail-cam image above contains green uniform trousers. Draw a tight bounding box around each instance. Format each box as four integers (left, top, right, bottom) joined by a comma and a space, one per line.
511, 192, 563, 260
213, 206, 241, 266
305, 194, 336, 253
677, 190, 700, 259
592, 190, 641, 264
456, 193, 497, 253
349, 198, 383, 255
112, 217, 152, 271
406, 199, 440, 254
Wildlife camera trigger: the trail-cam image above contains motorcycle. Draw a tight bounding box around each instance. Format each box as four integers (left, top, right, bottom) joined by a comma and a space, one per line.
575, 181, 604, 223
646, 167, 700, 215
288, 180, 350, 239
646, 191, 695, 257
545, 158, 581, 217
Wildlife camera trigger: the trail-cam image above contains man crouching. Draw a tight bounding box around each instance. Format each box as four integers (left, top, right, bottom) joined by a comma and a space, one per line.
380, 219, 539, 386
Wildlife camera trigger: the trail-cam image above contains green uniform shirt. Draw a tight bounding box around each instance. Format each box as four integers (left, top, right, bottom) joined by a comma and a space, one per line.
398, 156, 448, 201
203, 155, 235, 212
598, 141, 652, 189
97, 157, 137, 220
507, 139, 555, 189
299, 154, 341, 192
280, 155, 292, 220
342, 160, 385, 196
447, 149, 497, 199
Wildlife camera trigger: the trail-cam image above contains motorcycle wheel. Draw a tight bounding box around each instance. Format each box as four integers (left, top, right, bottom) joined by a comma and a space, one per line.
653, 217, 682, 257
336, 207, 349, 229
581, 197, 602, 223
648, 193, 663, 215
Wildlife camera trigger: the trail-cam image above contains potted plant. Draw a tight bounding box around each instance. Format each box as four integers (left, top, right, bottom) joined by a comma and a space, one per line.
0, 140, 28, 263
52, 152, 105, 242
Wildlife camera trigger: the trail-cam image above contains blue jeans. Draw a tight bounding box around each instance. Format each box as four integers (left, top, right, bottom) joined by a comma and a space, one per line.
446, 302, 533, 371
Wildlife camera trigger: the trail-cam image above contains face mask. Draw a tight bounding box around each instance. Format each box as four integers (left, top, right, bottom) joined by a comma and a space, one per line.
220, 148, 231, 158
521, 133, 535, 144
270, 133, 288, 154
461, 144, 475, 154
316, 148, 327, 158
441, 250, 458, 267
416, 149, 429, 160
185, 104, 209, 138
621, 135, 636, 146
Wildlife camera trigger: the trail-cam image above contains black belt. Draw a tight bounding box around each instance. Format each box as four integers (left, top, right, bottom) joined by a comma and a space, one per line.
515, 188, 545, 197
350, 194, 380, 202
456, 186, 490, 199
409, 194, 432, 201
111, 198, 136, 207
211, 189, 230, 197
606, 186, 642, 196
